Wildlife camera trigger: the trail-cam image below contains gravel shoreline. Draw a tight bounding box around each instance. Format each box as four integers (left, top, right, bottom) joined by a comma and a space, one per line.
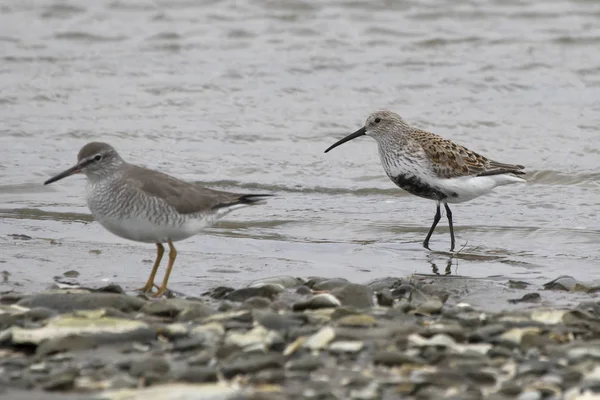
1, 275, 599, 399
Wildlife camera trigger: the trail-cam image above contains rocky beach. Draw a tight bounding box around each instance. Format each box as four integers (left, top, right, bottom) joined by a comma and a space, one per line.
2, 273, 600, 400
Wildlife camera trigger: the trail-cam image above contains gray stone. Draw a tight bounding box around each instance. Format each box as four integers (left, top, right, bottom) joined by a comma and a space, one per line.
330, 284, 373, 308
202, 286, 234, 300
175, 366, 218, 383
255, 312, 307, 331
543, 276, 579, 291
221, 353, 285, 379
171, 336, 206, 352
312, 278, 350, 291
249, 368, 286, 385
129, 356, 170, 378
24, 307, 58, 322
295, 286, 312, 296
42, 367, 78, 391
286, 356, 323, 372
99, 383, 245, 399
293, 293, 341, 311
139, 298, 214, 320
36, 335, 98, 356
508, 293, 542, 304
412, 298, 444, 315
375, 289, 394, 307
373, 351, 425, 366
366, 277, 408, 292
17, 292, 145, 313
248, 276, 304, 289
9, 310, 154, 346
242, 296, 272, 310
224, 285, 283, 302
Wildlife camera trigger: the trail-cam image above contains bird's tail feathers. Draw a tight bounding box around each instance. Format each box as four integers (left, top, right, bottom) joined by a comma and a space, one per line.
212, 194, 273, 211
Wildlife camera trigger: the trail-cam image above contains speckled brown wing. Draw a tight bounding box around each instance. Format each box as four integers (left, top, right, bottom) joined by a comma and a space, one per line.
123, 165, 268, 214
411, 129, 525, 179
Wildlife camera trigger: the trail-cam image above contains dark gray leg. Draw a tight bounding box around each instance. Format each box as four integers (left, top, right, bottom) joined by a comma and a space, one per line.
423, 202, 441, 250
444, 203, 455, 252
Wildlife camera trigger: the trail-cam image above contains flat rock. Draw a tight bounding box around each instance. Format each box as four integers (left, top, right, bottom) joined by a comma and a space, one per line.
221, 353, 285, 379
312, 278, 351, 291
42, 367, 78, 391
328, 340, 365, 354
330, 284, 373, 308
225, 325, 283, 352
140, 299, 214, 321
242, 297, 272, 310
17, 292, 145, 313
224, 285, 283, 302
255, 312, 307, 331
366, 277, 409, 292
8, 309, 153, 345
373, 351, 425, 366
175, 366, 218, 383
97, 383, 247, 400
509, 293, 542, 304
336, 314, 377, 328
189, 323, 226, 348
286, 356, 323, 372
248, 276, 304, 289
36, 335, 99, 356
129, 356, 170, 378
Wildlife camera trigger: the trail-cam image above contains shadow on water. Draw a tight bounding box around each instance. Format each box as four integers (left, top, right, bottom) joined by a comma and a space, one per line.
0, 208, 93, 223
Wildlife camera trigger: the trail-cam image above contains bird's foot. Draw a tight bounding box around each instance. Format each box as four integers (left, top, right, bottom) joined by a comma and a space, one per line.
135, 283, 160, 293
151, 285, 170, 298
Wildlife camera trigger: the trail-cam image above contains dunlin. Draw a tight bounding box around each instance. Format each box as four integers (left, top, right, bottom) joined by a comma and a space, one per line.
325, 110, 526, 251
44, 142, 271, 297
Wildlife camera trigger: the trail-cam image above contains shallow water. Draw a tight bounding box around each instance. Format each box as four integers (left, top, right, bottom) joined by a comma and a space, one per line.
1, 0, 600, 308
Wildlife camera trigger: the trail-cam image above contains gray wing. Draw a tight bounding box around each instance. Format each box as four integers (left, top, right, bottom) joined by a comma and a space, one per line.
123, 165, 270, 215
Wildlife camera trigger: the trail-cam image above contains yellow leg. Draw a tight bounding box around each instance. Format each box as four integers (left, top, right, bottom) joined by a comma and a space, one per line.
153, 240, 177, 298
136, 243, 164, 293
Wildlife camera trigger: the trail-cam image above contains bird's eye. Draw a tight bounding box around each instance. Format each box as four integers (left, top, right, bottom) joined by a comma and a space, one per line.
374, 118, 381, 124
94, 155, 102, 161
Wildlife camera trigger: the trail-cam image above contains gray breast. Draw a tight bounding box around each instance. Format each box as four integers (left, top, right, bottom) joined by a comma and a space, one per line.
85, 178, 187, 226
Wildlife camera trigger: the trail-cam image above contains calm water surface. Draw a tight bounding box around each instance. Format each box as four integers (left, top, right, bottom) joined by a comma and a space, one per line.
1, 0, 600, 307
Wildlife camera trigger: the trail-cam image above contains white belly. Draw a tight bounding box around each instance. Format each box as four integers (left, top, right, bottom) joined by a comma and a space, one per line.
439, 174, 526, 204
96, 216, 217, 243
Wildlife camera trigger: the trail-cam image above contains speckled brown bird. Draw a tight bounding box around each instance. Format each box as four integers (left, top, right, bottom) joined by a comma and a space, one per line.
325, 110, 526, 251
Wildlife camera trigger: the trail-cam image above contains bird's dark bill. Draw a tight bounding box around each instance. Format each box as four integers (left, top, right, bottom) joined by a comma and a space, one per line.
44, 161, 87, 185
324, 126, 366, 153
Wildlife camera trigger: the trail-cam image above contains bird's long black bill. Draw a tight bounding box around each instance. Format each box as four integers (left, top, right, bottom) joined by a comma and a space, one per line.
324, 126, 366, 153
44, 160, 89, 185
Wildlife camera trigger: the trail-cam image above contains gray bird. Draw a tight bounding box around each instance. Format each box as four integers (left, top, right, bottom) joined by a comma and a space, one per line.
44, 142, 271, 297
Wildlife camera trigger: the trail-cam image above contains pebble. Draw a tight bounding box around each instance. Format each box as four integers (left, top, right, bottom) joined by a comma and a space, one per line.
336, 314, 377, 327
248, 276, 304, 289
16, 292, 145, 313
42, 367, 78, 391
224, 285, 283, 302
129, 356, 170, 378
139, 298, 214, 321
293, 293, 341, 311
330, 284, 373, 308
303, 326, 336, 351
328, 340, 365, 354
312, 278, 350, 291
286, 356, 323, 371
221, 353, 285, 379
175, 366, 218, 383
3, 274, 600, 399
